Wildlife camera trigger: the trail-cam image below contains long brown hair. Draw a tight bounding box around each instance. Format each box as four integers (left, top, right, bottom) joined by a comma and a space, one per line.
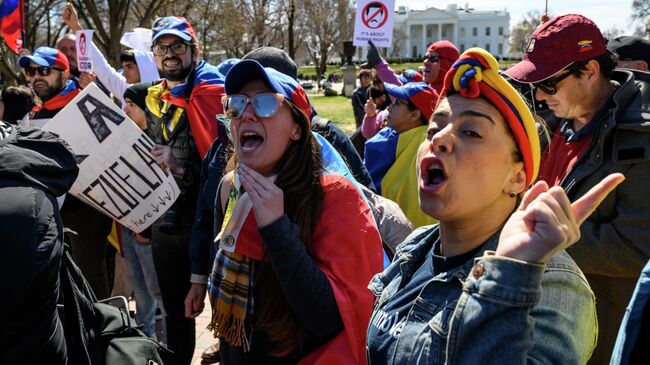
226, 100, 324, 356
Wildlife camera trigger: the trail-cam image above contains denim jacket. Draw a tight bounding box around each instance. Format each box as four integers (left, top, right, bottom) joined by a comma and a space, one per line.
367, 225, 597, 364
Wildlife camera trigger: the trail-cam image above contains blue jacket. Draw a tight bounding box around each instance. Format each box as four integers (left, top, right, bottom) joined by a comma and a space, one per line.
610, 259, 650, 365
367, 225, 597, 364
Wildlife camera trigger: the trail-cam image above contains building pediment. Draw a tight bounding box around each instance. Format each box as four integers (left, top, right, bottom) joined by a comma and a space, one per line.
407, 8, 458, 21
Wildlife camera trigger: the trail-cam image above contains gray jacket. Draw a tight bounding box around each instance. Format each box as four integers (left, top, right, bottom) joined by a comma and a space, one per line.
561, 69, 650, 363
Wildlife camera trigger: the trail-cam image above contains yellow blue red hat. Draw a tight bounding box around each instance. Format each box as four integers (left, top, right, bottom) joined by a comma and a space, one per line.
442, 48, 541, 187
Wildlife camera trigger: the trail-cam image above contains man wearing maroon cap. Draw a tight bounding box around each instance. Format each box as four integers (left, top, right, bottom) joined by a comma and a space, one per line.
506, 14, 650, 363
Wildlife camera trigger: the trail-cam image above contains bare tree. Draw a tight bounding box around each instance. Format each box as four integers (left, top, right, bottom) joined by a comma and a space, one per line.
632, 0, 650, 22
509, 10, 546, 58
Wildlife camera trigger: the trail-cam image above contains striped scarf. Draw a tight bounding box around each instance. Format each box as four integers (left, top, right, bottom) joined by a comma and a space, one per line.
207, 182, 255, 351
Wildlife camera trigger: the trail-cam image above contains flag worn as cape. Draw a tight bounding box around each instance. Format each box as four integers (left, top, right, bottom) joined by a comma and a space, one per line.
0, 0, 23, 54
166, 60, 232, 157
363, 127, 399, 195
381, 125, 436, 228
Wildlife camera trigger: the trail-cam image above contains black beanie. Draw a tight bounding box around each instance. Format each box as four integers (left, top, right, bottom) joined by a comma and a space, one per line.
123, 81, 153, 111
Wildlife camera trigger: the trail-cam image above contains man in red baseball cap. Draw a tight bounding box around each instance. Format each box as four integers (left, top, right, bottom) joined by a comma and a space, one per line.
506, 14, 650, 363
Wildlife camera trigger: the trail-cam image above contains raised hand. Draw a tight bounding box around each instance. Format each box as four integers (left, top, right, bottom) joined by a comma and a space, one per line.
364, 98, 377, 117
367, 40, 382, 68
237, 164, 284, 228
63, 2, 82, 32
497, 173, 625, 264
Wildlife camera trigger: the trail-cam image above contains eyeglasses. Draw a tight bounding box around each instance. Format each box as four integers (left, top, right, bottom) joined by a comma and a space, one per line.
24, 66, 63, 77
423, 54, 440, 62
224, 93, 286, 118
533, 65, 583, 95
151, 42, 191, 56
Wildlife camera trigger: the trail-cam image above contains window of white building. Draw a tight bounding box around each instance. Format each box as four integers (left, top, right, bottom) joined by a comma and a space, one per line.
472, 27, 477, 36
485, 27, 491, 36
460, 27, 466, 37
486, 43, 491, 52
498, 26, 504, 36
460, 44, 465, 52
498, 43, 503, 55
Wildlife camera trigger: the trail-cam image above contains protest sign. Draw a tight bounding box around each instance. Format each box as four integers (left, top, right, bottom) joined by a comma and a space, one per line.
353, 0, 395, 48
75, 30, 94, 72
43, 83, 180, 233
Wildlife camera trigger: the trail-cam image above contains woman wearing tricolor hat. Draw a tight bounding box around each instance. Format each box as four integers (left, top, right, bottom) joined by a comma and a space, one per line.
207, 59, 383, 364
366, 49, 624, 364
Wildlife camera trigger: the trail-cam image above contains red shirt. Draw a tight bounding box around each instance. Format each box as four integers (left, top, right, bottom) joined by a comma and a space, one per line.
538, 126, 592, 186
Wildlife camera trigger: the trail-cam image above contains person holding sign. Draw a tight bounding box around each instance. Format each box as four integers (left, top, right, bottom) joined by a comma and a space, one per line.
19, 47, 114, 300
208, 59, 382, 364
144, 16, 229, 365
365, 48, 622, 364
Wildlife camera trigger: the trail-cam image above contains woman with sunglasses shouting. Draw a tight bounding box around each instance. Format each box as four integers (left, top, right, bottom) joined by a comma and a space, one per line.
207, 59, 383, 365
366, 49, 625, 364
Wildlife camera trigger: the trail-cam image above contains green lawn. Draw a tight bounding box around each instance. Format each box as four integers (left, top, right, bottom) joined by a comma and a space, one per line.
299, 61, 517, 77
310, 95, 357, 135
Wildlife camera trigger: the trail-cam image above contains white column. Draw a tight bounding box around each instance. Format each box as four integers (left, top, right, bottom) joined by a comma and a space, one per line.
405, 24, 411, 58
437, 23, 442, 42
453, 23, 458, 45
421, 24, 426, 56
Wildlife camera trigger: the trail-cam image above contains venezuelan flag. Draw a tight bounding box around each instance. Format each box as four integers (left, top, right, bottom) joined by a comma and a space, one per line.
0, 0, 24, 54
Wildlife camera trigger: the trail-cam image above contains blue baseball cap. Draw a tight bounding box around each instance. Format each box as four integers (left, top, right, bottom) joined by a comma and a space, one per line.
152, 16, 196, 43
225, 59, 312, 118
385, 81, 437, 120
18, 47, 70, 71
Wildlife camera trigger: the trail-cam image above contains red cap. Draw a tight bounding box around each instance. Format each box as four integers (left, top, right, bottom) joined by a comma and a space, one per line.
505, 14, 606, 83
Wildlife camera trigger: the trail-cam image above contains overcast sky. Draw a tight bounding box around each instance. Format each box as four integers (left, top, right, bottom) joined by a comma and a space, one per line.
394, 1, 639, 34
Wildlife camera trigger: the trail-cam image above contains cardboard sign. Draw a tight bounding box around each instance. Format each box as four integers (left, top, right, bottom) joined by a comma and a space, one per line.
43, 83, 180, 233
353, 0, 395, 48
76, 30, 94, 72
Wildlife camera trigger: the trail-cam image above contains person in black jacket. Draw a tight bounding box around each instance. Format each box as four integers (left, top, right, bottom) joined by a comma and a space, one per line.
352, 68, 372, 127
0, 121, 79, 364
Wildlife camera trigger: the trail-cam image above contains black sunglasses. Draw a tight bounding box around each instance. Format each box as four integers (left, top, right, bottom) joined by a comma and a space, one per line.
24, 66, 64, 77
533, 65, 584, 95
423, 54, 440, 62
152, 42, 191, 56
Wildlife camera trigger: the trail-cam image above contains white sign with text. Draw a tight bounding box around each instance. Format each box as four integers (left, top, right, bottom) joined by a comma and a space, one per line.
75, 30, 94, 72
43, 83, 180, 233
353, 0, 395, 48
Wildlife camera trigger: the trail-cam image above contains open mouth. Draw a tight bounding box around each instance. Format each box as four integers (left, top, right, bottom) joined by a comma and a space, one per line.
240, 131, 264, 152
420, 157, 447, 192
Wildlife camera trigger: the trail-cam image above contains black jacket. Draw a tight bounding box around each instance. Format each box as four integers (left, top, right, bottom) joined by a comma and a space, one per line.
0, 122, 79, 364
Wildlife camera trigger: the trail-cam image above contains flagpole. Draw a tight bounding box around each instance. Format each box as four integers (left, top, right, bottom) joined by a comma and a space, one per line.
19, 0, 25, 49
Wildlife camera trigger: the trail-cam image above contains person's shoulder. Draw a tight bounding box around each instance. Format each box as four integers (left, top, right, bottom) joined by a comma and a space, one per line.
395, 224, 438, 259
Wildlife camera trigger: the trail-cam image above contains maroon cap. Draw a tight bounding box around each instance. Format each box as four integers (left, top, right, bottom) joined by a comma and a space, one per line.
505, 14, 606, 83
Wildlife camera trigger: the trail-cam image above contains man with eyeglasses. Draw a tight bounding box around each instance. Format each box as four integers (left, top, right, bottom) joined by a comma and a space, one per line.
19, 47, 79, 119
366, 39, 459, 93
506, 14, 650, 363
144, 16, 229, 365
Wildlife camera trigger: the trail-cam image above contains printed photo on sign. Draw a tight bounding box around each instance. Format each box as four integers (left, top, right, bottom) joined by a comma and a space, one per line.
353, 0, 395, 48
75, 30, 94, 72
43, 83, 180, 233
